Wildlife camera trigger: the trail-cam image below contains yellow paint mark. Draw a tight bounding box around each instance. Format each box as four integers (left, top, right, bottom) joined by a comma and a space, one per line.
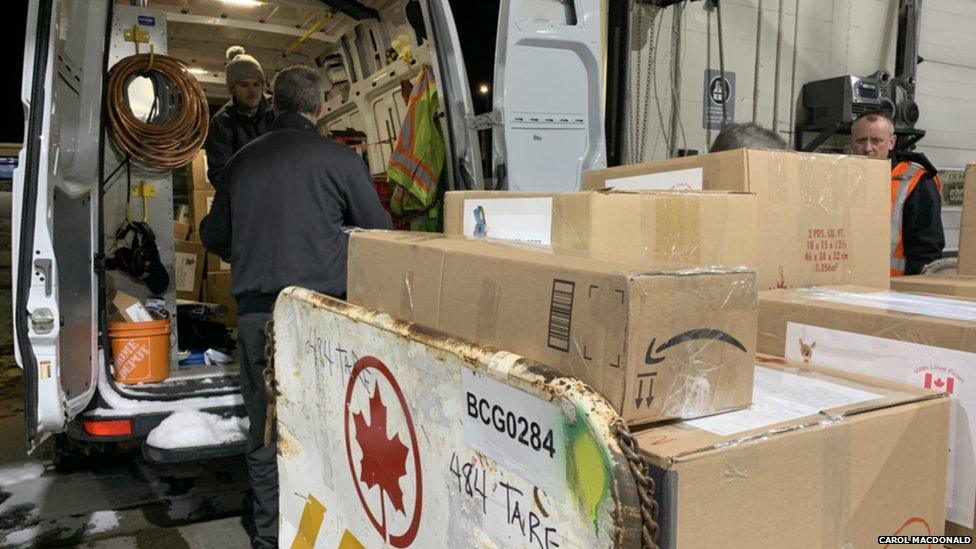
39, 361, 51, 380
291, 495, 326, 549
338, 530, 365, 549
565, 408, 611, 530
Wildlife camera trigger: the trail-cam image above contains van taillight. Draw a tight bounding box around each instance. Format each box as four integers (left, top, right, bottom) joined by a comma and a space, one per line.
82, 419, 133, 437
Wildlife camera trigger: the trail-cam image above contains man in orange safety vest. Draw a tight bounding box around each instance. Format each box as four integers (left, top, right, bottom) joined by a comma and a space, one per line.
850, 111, 944, 276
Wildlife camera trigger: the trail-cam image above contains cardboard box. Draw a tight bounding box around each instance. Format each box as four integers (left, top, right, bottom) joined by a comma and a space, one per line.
189, 190, 215, 242
638, 356, 949, 548
581, 149, 891, 290
348, 231, 758, 425
189, 150, 213, 192
892, 274, 976, 300
443, 190, 757, 268
207, 252, 230, 272
757, 285, 976, 532
174, 240, 206, 301
173, 220, 190, 241
109, 291, 153, 323
205, 271, 237, 326
175, 204, 191, 225
959, 164, 976, 275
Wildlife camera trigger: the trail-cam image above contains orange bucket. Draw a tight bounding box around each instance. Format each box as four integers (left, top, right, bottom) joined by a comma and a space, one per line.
108, 318, 171, 384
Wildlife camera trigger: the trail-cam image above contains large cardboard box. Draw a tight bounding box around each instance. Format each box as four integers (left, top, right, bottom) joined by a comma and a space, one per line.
189, 190, 215, 242
638, 356, 949, 548
174, 240, 206, 301
959, 164, 976, 275
757, 285, 976, 532
892, 274, 976, 299
348, 231, 758, 425
443, 190, 757, 268
173, 220, 190, 241
189, 150, 214, 192
581, 149, 891, 290
205, 271, 237, 326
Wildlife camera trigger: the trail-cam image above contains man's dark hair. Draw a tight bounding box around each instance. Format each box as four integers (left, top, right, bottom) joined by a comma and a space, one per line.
710, 123, 788, 152
852, 110, 895, 134
272, 65, 322, 115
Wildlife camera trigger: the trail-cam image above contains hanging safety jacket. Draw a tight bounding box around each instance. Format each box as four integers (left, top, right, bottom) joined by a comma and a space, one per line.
890, 160, 942, 276
387, 66, 446, 231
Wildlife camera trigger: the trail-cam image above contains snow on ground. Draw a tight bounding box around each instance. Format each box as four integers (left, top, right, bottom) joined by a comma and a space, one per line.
0, 463, 46, 488
0, 509, 120, 547
146, 410, 249, 449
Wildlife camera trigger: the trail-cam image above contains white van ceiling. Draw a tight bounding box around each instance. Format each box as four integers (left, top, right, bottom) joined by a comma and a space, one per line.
127, 0, 382, 102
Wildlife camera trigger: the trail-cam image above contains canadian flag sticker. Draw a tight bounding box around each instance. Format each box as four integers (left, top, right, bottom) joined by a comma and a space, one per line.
924, 372, 956, 394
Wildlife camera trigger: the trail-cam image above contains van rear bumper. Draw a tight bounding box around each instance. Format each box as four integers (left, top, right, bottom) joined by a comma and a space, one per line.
69, 404, 247, 442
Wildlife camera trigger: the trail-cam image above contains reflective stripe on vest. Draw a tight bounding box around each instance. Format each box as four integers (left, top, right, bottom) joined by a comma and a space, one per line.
890, 161, 925, 277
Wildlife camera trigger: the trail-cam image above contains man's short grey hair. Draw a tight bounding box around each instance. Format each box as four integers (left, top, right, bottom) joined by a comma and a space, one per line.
710, 123, 788, 152
853, 110, 895, 135
272, 65, 323, 115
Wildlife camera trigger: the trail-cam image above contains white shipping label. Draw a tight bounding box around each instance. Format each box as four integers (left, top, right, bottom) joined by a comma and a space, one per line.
461, 198, 553, 245
174, 251, 198, 293
605, 167, 704, 191
124, 303, 153, 323
685, 366, 883, 436
804, 288, 976, 323
785, 322, 976, 528
461, 368, 567, 498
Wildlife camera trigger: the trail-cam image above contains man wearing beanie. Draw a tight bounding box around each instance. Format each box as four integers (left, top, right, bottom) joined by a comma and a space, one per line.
204, 46, 275, 188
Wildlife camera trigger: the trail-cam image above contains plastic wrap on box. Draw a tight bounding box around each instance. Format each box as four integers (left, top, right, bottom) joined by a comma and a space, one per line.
443, 189, 758, 270
635, 356, 948, 548
577, 149, 891, 290
347, 230, 758, 425
758, 285, 976, 531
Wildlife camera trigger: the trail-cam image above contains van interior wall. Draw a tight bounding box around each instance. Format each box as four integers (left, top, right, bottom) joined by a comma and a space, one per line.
628, 0, 976, 169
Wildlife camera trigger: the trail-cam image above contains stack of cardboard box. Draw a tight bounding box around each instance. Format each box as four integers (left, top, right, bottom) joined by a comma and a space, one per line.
580, 149, 892, 290
185, 151, 236, 326
757, 285, 975, 537
343, 148, 953, 543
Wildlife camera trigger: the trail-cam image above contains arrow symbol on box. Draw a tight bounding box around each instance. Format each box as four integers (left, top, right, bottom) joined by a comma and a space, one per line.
635, 378, 646, 409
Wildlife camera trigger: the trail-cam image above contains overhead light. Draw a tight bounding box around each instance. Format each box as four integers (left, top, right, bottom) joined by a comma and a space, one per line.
478, 84, 490, 95
218, 0, 267, 7
187, 67, 210, 75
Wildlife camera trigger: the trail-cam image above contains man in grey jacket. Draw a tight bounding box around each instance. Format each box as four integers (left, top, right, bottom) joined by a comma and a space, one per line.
200, 65, 392, 548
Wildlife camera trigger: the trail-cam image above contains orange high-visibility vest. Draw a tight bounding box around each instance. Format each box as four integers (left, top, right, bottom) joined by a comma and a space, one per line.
890, 161, 941, 276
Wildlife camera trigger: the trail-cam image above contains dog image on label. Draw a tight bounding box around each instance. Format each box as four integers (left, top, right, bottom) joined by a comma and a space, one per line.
798, 338, 816, 363
473, 206, 488, 238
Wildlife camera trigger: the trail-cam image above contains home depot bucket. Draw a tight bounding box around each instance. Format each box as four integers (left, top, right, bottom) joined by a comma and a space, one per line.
108, 318, 171, 384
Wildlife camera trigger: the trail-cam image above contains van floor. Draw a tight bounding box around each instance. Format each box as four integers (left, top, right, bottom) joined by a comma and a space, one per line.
112, 362, 240, 398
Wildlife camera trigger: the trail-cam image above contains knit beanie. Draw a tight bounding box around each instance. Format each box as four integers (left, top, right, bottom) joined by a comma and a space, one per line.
225, 46, 266, 89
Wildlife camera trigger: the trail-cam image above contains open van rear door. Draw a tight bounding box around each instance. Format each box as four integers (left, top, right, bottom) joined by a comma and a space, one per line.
14, 0, 106, 451
419, 0, 485, 191
492, 0, 605, 191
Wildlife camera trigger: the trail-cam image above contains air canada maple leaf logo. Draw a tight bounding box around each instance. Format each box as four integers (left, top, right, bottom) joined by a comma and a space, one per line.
344, 356, 423, 547
353, 386, 410, 513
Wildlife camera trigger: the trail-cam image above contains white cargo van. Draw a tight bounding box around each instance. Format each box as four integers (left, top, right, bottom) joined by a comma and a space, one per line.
13, 0, 604, 466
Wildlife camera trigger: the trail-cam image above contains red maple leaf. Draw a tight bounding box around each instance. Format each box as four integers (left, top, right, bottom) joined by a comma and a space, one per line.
352, 385, 410, 515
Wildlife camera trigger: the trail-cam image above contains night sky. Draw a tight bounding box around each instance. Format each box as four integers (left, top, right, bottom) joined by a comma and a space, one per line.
0, 2, 500, 144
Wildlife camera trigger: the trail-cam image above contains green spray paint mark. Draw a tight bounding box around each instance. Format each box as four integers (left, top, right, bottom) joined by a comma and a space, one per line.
564, 406, 612, 531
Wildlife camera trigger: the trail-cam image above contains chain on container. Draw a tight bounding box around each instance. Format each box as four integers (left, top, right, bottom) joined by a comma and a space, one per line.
613, 419, 660, 549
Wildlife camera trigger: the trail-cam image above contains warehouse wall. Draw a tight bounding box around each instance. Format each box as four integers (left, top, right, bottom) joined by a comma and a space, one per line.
631, 0, 976, 169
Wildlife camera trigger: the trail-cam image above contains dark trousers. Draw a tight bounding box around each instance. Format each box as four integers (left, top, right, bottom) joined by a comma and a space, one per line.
238, 313, 278, 544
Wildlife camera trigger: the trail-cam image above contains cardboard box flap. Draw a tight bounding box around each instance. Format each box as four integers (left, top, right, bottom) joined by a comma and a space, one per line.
635, 358, 943, 465
891, 275, 976, 299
